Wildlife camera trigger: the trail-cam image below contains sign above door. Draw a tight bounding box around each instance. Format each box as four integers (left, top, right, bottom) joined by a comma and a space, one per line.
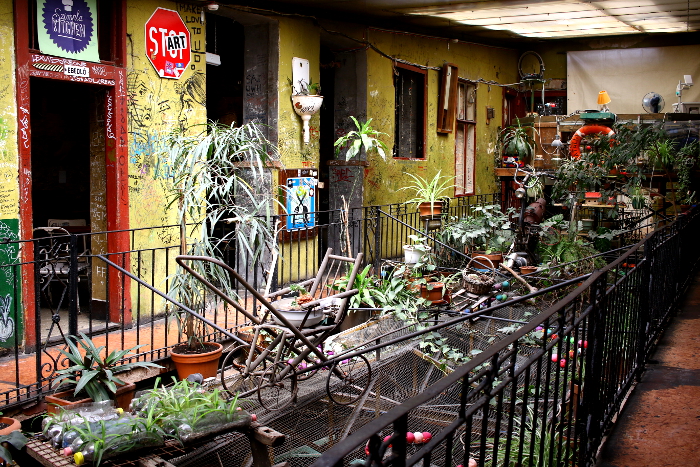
37, 0, 100, 62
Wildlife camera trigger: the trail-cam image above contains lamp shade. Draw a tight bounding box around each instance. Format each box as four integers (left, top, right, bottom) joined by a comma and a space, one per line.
597, 90, 611, 106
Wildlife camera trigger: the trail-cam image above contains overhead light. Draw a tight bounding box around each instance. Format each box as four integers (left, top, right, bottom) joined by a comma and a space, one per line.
597, 90, 611, 112
207, 2, 219, 11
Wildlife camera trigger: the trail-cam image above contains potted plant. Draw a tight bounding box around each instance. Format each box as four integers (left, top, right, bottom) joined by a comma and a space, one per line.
290, 78, 323, 144
498, 117, 535, 166
403, 234, 431, 265
156, 122, 282, 380
49, 333, 162, 413
400, 170, 455, 218
454, 205, 514, 267
334, 117, 389, 161
0, 418, 27, 466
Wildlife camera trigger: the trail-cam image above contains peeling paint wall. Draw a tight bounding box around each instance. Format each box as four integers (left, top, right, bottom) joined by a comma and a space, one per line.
276, 17, 322, 280
360, 30, 518, 207
0, 0, 23, 348
126, 0, 207, 308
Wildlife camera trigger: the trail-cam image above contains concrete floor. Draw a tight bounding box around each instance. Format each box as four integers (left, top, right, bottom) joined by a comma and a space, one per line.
597, 272, 700, 467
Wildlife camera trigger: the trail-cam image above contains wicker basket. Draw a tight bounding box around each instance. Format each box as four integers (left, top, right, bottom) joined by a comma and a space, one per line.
463, 255, 496, 295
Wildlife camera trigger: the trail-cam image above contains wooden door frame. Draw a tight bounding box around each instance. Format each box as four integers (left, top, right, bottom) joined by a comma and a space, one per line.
14, 0, 131, 348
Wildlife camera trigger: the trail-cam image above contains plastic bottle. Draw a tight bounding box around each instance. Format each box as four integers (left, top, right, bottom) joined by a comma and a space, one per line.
74, 431, 164, 465
63, 416, 136, 456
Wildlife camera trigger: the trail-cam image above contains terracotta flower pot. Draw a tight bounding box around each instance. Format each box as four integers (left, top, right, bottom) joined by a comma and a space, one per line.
45, 382, 136, 414
417, 201, 443, 217
420, 282, 445, 302
170, 342, 223, 380
0, 417, 21, 435
519, 266, 538, 275
473, 251, 503, 269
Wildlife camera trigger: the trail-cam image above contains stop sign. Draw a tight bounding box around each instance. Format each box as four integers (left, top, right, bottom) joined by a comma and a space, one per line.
145, 8, 191, 79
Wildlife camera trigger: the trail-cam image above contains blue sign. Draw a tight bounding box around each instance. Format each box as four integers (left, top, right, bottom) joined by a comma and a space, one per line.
286, 177, 316, 230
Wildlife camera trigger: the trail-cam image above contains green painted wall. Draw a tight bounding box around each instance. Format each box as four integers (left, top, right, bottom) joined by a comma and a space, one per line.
361, 30, 518, 207
0, 0, 22, 348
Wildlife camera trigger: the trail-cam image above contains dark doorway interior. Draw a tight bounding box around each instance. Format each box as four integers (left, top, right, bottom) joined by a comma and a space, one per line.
206, 14, 244, 126
30, 78, 92, 229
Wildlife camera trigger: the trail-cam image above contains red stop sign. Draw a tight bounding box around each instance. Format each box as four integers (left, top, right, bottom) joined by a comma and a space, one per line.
145, 8, 191, 79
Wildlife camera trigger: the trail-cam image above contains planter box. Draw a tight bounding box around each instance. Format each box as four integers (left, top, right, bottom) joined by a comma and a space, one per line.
45, 382, 136, 414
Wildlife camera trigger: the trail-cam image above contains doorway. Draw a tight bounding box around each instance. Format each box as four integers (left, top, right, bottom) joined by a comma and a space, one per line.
30, 78, 101, 339
30, 78, 92, 228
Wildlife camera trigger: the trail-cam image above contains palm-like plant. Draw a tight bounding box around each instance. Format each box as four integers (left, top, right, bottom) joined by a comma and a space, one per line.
54, 333, 162, 402
498, 117, 535, 161
334, 117, 389, 161
155, 121, 282, 350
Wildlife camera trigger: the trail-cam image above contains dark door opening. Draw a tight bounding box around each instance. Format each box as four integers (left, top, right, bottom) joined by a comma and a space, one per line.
206, 14, 244, 126
30, 78, 92, 229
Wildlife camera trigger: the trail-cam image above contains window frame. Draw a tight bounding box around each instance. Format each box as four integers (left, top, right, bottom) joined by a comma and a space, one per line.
393, 62, 428, 160
454, 79, 477, 197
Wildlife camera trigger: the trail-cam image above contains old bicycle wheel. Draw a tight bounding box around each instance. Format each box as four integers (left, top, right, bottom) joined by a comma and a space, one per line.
220, 345, 260, 397
325, 354, 372, 405
257, 364, 298, 411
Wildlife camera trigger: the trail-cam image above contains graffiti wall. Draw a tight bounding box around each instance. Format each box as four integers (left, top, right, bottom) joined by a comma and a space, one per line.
126, 1, 207, 312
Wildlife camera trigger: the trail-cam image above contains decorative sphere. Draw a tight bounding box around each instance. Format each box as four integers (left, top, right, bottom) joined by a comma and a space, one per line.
493, 283, 502, 290
413, 432, 424, 443
406, 432, 415, 444
551, 353, 558, 362
422, 432, 432, 442
560, 359, 567, 368
365, 442, 370, 455
502, 281, 510, 288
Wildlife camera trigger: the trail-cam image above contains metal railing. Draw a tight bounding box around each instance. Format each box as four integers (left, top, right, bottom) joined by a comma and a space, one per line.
311, 207, 700, 467
0, 193, 675, 415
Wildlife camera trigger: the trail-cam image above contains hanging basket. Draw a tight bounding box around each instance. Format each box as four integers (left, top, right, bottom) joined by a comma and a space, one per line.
463, 255, 496, 295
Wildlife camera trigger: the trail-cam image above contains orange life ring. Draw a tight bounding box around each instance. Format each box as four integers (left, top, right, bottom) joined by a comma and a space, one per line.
569, 124, 615, 159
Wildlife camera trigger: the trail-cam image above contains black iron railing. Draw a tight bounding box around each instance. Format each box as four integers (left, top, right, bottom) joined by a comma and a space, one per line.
0, 193, 675, 415
311, 207, 699, 467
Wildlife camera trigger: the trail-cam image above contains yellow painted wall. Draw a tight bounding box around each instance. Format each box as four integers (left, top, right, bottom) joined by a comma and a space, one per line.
277, 17, 322, 167
0, 0, 18, 222
361, 30, 519, 207
276, 17, 322, 281
126, 0, 207, 310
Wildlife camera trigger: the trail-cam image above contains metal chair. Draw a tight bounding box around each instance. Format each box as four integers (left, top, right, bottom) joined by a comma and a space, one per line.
175, 248, 372, 410
33, 226, 91, 314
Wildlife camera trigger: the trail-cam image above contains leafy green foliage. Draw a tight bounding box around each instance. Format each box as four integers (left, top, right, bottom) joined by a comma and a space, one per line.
498, 118, 535, 159
54, 333, 163, 402
334, 117, 389, 160
443, 205, 515, 253
155, 121, 282, 349
0, 430, 27, 464
399, 170, 455, 208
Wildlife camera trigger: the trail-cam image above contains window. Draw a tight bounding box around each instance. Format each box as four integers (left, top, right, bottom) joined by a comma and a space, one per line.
455, 80, 476, 196
394, 64, 427, 159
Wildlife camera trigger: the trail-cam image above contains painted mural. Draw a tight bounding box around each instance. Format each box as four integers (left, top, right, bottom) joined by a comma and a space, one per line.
126, 1, 207, 315
0, 0, 21, 349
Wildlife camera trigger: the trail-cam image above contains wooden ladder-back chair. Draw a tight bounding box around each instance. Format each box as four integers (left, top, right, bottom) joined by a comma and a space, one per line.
175, 248, 372, 411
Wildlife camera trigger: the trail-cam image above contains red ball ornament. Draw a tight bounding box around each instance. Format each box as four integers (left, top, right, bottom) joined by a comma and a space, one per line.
551, 353, 558, 362
406, 432, 415, 444
383, 435, 392, 447
413, 432, 424, 444
569, 350, 575, 359
365, 441, 370, 456
422, 432, 432, 442
560, 358, 567, 368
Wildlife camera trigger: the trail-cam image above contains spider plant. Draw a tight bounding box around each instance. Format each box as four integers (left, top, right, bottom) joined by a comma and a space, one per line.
155, 121, 283, 351
399, 170, 455, 213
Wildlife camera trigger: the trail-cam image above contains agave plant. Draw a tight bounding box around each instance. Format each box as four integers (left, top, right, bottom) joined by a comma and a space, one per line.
54, 333, 162, 402
155, 121, 283, 351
